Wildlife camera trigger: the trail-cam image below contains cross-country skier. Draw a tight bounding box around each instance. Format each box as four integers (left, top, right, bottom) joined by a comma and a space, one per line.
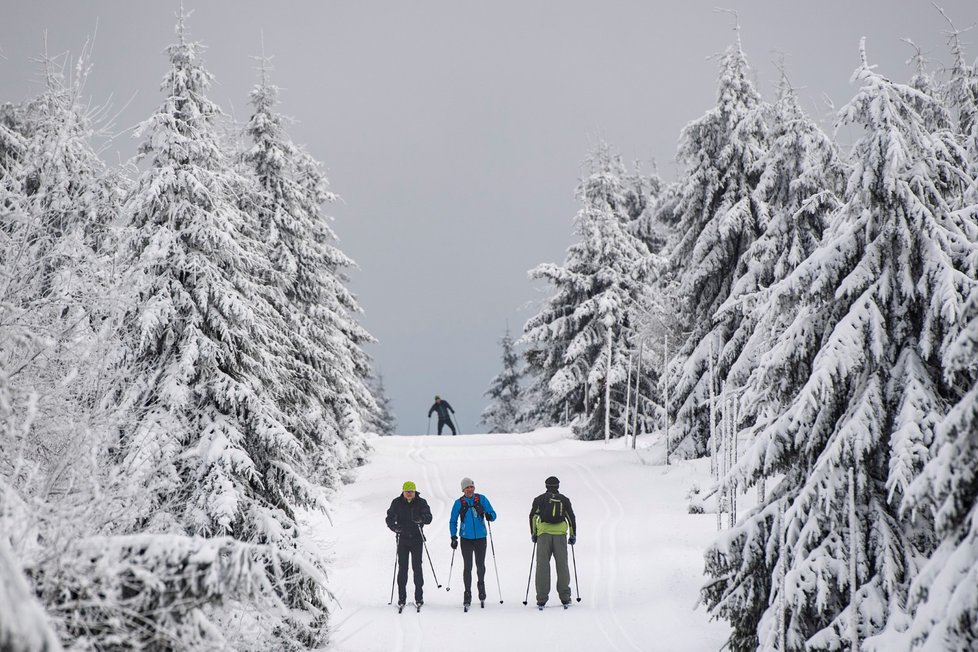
386, 481, 433, 609
428, 395, 457, 436
529, 475, 576, 609
449, 477, 497, 609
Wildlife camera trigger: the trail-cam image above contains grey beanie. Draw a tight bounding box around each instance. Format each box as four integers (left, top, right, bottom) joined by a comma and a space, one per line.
460, 477, 475, 491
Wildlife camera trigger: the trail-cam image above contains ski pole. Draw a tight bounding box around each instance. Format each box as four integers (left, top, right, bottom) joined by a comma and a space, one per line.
445, 545, 456, 591
570, 539, 581, 602
388, 534, 399, 604
426, 416, 431, 436
522, 540, 537, 605
452, 414, 461, 436
486, 518, 504, 603
418, 523, 442, 588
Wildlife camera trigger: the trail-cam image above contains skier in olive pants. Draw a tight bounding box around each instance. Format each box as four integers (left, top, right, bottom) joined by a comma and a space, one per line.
529, 475, 577, 608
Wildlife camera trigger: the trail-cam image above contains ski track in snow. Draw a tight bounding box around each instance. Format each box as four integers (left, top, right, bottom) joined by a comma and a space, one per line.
574, 458, 644, 652
315, 428, 730, 652
517, 433, 622, 651
521, 432, 638, 652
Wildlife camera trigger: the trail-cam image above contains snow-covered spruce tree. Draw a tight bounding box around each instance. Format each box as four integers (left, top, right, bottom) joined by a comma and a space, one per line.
0, 493, 62, 652
241, 58, 374, 484
628, 168, 675, 256
115, 17, 331, 648
480, 327, 523, 433
939, 10, 978, 181
702, 41, 978, 651
898, 285, 978, 650
522, 145, 656, 440
0, 49, 125, 460
666, 36, 770, 459
367, 370, 397, 436
717, 79, 844, 445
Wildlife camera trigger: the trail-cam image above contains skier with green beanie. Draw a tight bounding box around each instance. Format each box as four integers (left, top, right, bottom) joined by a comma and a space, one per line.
528, 475, 576, 609
386, 481, 433, 607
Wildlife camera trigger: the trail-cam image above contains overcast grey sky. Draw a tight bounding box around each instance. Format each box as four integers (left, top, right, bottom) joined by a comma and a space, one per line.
3, 1, 975, 435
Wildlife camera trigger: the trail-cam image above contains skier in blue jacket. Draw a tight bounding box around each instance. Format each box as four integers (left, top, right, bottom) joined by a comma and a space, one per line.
449, 477, 497, 608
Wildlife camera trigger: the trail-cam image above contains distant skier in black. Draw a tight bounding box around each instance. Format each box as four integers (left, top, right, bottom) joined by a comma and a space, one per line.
386, 481, 433, 608
428, 395, 457, 436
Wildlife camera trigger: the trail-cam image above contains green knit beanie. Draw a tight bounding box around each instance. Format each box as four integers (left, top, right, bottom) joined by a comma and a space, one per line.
402, 481, 417, 492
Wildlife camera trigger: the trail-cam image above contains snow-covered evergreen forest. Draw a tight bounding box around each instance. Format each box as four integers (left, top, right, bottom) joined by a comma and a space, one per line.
0, 14, 385, 651
517, 21, 978, 652
3, 6, 978, 651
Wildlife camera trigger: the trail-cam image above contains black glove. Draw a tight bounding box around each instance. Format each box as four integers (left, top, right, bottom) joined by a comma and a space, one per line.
474, 504, 485, 517
531, 534, 537, 543
485, 512, 494, 522
569, 535, 576, 545
392, 527, 402, 535
451, 537, 458, 550
413, 517, 423, 524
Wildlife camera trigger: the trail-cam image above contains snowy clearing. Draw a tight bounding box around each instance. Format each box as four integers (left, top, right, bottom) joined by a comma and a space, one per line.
308, 428, 730, 652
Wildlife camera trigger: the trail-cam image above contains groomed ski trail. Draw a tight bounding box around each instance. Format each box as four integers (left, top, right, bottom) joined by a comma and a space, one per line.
313, 427, 730, 652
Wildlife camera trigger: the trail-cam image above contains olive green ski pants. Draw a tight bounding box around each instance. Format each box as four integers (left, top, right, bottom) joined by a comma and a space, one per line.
535, 533, 571, 605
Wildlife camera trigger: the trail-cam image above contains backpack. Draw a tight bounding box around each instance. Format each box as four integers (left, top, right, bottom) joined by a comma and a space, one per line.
458, 494, 483, 520
537, 494, 565, 524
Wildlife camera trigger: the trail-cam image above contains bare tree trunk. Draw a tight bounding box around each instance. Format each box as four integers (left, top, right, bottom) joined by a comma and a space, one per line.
711, 343, 721, 532
584, 377, 589, 420
729, 389, 739, 529
663, 332, 670, 464
777, 499, 787, 651
848, 467, 859, 652
604, 327, 612, 444
709, 341, 718, 479
623, 349, 633, 442
631, 337, 644, 450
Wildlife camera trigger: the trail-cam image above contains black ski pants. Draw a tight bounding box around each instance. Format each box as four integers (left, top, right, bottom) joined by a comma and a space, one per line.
438, 418, 456, 436
460, 536, 487, 600
397, 540, 424, 603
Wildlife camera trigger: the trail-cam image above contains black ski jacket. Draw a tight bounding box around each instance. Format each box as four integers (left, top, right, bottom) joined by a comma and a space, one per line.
386, 493, 433, 544
428, 400, 454, 422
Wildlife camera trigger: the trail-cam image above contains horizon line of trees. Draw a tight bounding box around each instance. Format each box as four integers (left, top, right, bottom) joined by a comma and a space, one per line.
1, 13, 392, 650
505, 15, 978, 652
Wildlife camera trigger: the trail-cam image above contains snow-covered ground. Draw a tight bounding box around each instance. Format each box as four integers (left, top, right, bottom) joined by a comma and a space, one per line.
308, 428, 731, 652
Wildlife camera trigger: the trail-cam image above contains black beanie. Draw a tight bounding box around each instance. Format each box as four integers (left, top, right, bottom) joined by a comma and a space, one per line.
545, 476, 560, 489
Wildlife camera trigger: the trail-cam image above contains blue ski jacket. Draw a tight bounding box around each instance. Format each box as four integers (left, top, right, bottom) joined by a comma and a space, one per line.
449, 494, 496, 539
